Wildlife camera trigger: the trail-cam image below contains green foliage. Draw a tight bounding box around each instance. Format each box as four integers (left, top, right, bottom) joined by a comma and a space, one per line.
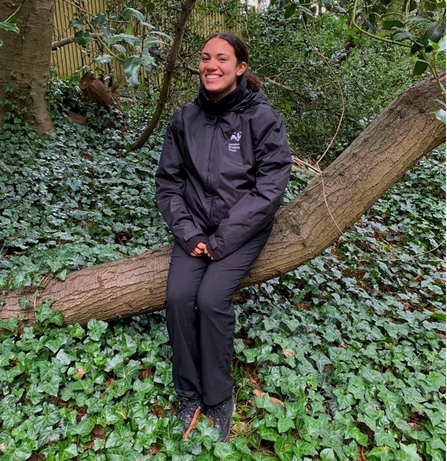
67, 3, 170, 87
348, 0, 446, 78
0, 82, 37, 126
0, 6, 21, 47
0, 110, 444, 458
245, 5, 417, 162
0, 90, 168, 290
233, 149, 445, 460
273, 0, 446, 80
0, 4, 445, 457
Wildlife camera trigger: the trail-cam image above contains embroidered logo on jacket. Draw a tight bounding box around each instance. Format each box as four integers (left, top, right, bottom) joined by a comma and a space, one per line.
228, 131, 241, 152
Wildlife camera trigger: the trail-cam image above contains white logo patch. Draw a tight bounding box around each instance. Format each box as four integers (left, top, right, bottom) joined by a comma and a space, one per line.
229, 131, 241, 152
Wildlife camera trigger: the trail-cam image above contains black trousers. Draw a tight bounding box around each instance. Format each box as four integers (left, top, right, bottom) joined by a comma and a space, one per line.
165, 226, 271, 406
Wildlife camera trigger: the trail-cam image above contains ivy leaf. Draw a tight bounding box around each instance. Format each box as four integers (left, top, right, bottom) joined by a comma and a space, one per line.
320, 448, 337, 461
154, 361, 172, 385
346, 424, 369, 446
74, 31, 94, 46
299, 415, 325, 441
35, 304, 64, 327
68, 19, 84, 30
92, 13, 108, 27
104, 354, 124, 372
67, 417, 95, 438
395, 443, 422, 461
37, 375, 62, 396
213, 442, 241, 460
0, 317, 19, 333
242, 347, 258, 363
87, 318, 109, 341
61, 444, 78, 458
106, 444, 144, 461
367, 446, 394, 460
258, 425, 279, 442
277, 414, 295, 433
333, 387, 355, 410
293, 439, 318, 457
274, 436, 294, 458
105, 423, 135, 448
0, 441, 33, 461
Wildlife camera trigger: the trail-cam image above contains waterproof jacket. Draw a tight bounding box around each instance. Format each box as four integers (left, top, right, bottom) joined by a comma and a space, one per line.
155, 77, 291, 261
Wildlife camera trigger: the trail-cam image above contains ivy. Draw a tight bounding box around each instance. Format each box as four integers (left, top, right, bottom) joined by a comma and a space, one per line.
0, 9, 445, 457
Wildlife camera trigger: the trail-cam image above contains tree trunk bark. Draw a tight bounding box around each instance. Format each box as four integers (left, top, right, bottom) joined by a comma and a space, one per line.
130, 0, 198, 150
0, 0, 54, 134
1, 74, 445, 328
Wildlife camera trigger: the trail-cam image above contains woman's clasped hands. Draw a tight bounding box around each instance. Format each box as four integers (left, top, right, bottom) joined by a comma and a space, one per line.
190, 242, 214, 260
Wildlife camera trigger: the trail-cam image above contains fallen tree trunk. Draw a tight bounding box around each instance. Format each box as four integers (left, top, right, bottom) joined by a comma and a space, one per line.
1, 74, 445, 328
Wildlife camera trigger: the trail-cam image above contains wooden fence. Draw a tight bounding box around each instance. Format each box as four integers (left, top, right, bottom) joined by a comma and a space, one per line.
51, 0, 242, 78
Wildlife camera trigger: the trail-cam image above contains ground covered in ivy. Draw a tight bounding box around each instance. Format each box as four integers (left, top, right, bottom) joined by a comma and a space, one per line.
0, 102, 445, 460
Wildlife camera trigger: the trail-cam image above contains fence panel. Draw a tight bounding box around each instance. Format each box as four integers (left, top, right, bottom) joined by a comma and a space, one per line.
52, 0, 243, 79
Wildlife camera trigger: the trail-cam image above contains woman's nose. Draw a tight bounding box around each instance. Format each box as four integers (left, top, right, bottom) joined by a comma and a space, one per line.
206, 58, 218, 69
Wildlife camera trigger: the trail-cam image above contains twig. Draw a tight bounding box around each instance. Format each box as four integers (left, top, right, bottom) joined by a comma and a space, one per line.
292, 155, 320, 175
300, 17, 346, 235
182, 407, 201, 439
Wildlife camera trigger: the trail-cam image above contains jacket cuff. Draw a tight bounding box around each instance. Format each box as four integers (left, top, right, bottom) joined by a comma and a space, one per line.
185, 235, 207, 255
206, 245, 220, 261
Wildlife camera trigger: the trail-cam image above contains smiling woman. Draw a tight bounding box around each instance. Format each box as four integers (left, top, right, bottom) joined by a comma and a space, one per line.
199, 36, 247, 101
154, 32, 292, 442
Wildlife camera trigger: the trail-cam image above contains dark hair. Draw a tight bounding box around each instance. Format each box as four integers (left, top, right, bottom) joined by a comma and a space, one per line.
202, 33, 262, 92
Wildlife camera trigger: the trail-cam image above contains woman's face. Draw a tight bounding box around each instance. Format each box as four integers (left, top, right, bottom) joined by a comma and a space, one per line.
199, 38, 247, 101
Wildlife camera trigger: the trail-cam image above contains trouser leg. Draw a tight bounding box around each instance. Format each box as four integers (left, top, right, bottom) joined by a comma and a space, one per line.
165, 243, 208, 399
165, 226, 271, 405
196, 227, 272, 406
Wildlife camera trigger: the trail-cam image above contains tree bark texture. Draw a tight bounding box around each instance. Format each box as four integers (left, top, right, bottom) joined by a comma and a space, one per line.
0, 0, 54, 134
1, 74, 445, 328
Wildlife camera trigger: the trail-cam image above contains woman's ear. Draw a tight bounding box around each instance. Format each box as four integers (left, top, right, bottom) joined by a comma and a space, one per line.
237, 61, 247, 76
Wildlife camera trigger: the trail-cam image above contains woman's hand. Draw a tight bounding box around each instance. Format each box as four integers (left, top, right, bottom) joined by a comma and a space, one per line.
190, 242, 214, 260
190, 242, 207, 257
204, 245, 214, 260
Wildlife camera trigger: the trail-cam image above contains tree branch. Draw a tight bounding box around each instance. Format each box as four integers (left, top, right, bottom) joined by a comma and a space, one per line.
1, 74, 444, 329
130, 0, 198, 151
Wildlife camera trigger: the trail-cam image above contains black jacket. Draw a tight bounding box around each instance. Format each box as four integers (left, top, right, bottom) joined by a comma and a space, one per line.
155, 77, 291, 261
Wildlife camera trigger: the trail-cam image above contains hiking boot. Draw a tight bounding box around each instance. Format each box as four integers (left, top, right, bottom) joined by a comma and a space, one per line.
205, 397, 234, 442
176, 395, 203, 434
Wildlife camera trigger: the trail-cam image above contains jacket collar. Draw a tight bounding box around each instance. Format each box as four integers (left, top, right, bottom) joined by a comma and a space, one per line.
195, 76, 256, 115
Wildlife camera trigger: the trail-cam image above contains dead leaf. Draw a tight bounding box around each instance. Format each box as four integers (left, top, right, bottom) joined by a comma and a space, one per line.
253, 389, 284, 406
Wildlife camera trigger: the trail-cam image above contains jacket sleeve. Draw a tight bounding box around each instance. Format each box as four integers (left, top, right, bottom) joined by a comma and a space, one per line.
208, 110, 291, 260
154, 115, 204, 253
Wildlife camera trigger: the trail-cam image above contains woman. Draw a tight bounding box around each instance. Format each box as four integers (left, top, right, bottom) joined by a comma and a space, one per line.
155, 33, 291, 442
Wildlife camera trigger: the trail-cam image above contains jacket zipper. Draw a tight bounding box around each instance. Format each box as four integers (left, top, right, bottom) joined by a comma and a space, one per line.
206, 116, 219, 225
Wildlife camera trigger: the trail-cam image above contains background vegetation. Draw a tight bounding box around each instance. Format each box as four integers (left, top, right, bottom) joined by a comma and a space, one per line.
0, 1, 445, 459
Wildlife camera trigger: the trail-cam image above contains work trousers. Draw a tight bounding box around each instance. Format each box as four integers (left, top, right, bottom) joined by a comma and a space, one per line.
165, 226, 271, 406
